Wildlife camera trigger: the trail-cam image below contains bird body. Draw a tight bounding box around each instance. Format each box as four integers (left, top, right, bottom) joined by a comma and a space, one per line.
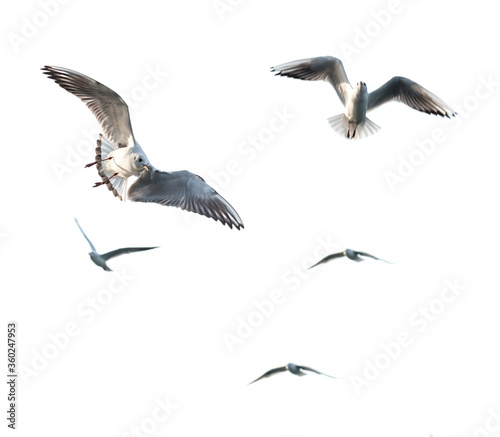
344, 248, 363, 262
271, 56, 455, 139
286, 363, 307, 376
42, 66, 244, 229
340, 81, 373, 138
345, 82, 368, 122
88, 252, 112, 272
105, 145, 149, 179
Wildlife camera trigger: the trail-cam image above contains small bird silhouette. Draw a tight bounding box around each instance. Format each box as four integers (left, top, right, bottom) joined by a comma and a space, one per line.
75, 218, 158, 271
271, 56, 456, 139
308, 248, 392, 269
248, 363, 341, 384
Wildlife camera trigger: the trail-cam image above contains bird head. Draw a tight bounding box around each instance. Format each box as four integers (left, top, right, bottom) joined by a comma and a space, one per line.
132, 153, 150, 171
357, 81, 367, 91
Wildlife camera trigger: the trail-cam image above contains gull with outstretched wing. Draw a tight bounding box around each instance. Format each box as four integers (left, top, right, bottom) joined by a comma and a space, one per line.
308, 248, 393, 269
75, 218, 158, 272
42, 66, 244, 230
248, 363, 341, 384
271, 56, 456, 139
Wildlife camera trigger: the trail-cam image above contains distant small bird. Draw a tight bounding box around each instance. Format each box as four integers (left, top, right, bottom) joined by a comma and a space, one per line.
248, 363, 340, 384
42, 66, 244, 230
271, 56, 456, 139
308, 248, 392, 269
75, 218, 158, 271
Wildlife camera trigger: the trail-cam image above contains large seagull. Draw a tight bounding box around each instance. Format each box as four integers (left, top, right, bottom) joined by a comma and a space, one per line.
271, 56, 456, 139
42, 66, 244, 230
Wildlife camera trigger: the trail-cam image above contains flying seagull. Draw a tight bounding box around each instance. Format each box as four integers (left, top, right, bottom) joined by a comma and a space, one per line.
248, 363, 341, 384
271, 56, 456, 139
308, 248, 392, 269
42, 66, 244, 230
75, 218, 158, 271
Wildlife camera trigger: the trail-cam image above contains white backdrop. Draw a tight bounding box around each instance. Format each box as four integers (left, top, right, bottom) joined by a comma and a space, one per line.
1, 1, 500, 436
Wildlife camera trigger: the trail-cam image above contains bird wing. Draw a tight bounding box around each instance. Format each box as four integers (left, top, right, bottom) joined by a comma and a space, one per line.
248, 366, 288, 385
127, 169, 244, 230
42, 66, 135, 147
356, 251, 393, 264
74, 218, 97, 253
101, 246, 159, 261
271, 56, 352, 106
307, 252, 345, 269
298, 365, 341, 379
367, 76, 456, 117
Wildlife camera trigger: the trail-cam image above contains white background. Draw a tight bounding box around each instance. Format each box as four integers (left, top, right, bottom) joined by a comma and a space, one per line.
1, 1, 500, 436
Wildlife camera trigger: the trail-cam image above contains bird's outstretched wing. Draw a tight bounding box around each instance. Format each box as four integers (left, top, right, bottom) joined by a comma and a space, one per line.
101, 247, 159, 261
298, 365, 341, 379
367, 76, 456, 117
307, 252, 345, 269
248, 366, 288, 385
356, 251, 393, 264
74, 218, 97, 253
128, 169, 244, 230
42, 66, 135, 146
271, 56, 352, 106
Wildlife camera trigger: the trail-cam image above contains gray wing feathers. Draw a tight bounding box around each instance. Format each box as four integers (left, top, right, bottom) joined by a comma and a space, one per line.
127, 170, 244, 230
74, 218, 97, 252
42, 66, 135, 146
271, 56, 352, 105
367, 76, 456, 117
101, 246, 158, 261
299, 365, 340, 379
308, 251, 345, 269
356, 251, 393, 264
248, 366, 287, 384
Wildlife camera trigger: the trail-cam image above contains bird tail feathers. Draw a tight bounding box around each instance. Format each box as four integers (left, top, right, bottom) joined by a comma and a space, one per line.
327, 114, 380, 139
96, 134, 128, 201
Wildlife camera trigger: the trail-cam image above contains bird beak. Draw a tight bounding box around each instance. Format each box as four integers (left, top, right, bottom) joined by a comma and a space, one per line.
146, 163, 158, 173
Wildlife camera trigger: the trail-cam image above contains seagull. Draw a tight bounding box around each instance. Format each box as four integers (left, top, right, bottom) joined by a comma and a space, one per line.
42, 66, 244, 230
74, 218, 158, 271
271, 56, 456, 139
248, 363, 341, 384
308, 248, 392, 269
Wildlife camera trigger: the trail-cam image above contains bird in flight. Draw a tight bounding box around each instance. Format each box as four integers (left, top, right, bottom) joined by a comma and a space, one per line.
271, 56, 456, 139
74, 218, 158, 271
42, 66, 244, 230
248, 363, 341, 384
308, 248, 392, 269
